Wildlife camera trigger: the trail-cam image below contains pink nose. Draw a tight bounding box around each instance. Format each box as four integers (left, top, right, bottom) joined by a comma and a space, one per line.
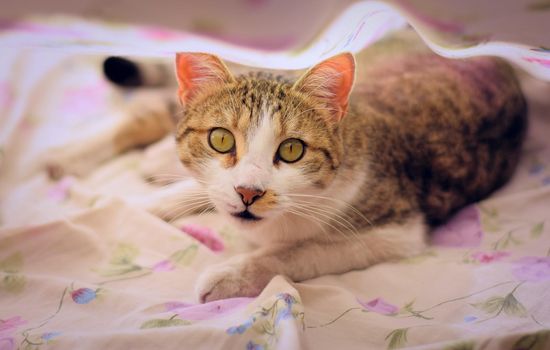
235, 186, 265, 205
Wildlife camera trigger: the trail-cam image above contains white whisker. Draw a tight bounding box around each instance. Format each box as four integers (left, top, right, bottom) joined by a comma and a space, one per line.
284, 208, 336, 244
287, 205, 356, 246
289, 203, 367, 250
285, 193, 372, 227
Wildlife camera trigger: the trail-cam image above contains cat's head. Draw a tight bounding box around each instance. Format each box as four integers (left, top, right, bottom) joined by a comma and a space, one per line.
174, 52, 355, 234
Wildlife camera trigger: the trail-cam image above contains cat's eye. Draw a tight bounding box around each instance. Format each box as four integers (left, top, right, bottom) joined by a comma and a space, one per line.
208, 128, 235, 153
277, 138, 305, 163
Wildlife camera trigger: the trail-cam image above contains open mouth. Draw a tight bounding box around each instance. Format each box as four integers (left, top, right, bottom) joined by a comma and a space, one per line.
231, 209, 262, 221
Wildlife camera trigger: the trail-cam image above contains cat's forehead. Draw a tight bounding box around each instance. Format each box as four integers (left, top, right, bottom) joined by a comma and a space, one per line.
228, 77, 329, 139
183, 73, 334, 144
233, 74, 293, 101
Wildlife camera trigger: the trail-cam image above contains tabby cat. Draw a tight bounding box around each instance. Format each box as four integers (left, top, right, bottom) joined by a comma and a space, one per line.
46, 30, 527, 302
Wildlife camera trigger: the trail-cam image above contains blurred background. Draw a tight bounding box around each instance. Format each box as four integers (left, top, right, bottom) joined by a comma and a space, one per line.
1, 0, 355, 51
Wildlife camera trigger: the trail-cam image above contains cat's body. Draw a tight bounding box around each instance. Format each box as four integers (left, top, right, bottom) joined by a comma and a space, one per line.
346, 35, 526, 227
46, 30, 527, 302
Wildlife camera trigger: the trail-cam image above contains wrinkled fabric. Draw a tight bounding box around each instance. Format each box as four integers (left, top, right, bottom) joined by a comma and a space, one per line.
1, 4, 550, 349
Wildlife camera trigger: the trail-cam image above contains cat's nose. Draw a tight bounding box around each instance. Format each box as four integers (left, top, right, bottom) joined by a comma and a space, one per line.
235, 186, 265, 206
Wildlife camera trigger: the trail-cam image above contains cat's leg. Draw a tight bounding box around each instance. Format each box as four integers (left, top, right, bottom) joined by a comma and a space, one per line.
196, 214, 427, 302
45, 89, 177, 179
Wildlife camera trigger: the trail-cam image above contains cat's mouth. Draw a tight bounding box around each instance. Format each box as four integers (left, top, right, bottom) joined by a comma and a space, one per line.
231, 209, 262, 222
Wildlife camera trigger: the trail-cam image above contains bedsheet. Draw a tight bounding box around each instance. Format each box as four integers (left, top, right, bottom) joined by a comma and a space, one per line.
2, 3, 550, 350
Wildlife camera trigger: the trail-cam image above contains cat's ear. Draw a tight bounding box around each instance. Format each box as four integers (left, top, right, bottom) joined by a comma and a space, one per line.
293, 53, 355, 123
175, 52, 235, 105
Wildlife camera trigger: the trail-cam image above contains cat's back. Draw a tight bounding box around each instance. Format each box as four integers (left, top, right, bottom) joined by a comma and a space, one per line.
352, 29, 523, 125
346, 30, 527, 224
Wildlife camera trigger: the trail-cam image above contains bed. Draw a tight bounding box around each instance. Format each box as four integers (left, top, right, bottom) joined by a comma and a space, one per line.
1, 1, 550, 349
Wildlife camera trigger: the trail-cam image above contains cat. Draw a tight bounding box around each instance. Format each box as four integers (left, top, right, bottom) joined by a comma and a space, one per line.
45, 30, 527, 302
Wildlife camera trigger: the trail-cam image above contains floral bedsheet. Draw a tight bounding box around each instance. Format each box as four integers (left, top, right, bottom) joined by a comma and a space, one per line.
1, 2, 550, 349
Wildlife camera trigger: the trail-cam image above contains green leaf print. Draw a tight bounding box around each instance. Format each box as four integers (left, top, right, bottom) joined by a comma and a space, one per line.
252, 317, 275, 335
110, 243, 140, 265
95, 264, 142, 277
385, 328, 409, 350
513, 330, 550, 350
502, 293, 527, 317
492, 231, 522, 250
396, 300, 433, 320
531, 222, 545, 238
471, 283, 527, 322
2, 274, 26, 293
399, 300, 415, 314
94, 243, 146, 277
22, 342, 35, 350
140, 317, 190, 329
0, 252, 23, 273
442, 341, 475, 350
471, 296, 505, 314
169, 244, 198, 267
479, 206, 500, 233
0, 252, 26, 293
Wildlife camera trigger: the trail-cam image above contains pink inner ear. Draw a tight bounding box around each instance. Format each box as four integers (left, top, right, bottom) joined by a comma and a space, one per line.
175, 53, 233, 104
329, 54, 355, 116
175, 53, 195, 102
296, 53, 355, 122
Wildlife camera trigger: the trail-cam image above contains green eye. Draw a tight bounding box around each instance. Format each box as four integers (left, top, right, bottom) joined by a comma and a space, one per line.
277, 138, 305, 163
208, 128, 235, 153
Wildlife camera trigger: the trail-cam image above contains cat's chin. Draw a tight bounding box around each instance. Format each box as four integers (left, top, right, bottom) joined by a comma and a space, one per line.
226, 209, 270, 230
230, 209, 262, 222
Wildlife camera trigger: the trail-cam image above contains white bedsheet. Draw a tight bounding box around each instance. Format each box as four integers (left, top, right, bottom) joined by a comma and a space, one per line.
1, 7, 550, 348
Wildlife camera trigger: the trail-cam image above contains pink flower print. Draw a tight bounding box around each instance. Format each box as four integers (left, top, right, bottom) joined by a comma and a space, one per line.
58, 82, 108, 122
0, 316, 27, 337
0, 316, 26, 336
471, 251, 510, 264
181, 224, 224, 252
151, 259, 175, 272
0, 316, 26, 350
166, 297, 252, 321
512, 257, 550, 282
431, 205, 483, 247
47, 177, 73, 202
357, 297, 399, 315
71, 288, 99, 304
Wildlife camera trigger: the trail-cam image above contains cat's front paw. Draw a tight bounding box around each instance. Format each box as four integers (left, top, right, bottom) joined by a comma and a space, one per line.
196, 258, 273, 303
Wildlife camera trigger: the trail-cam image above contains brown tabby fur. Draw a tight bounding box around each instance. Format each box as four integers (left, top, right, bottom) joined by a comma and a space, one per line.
174, 30, 526, 228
